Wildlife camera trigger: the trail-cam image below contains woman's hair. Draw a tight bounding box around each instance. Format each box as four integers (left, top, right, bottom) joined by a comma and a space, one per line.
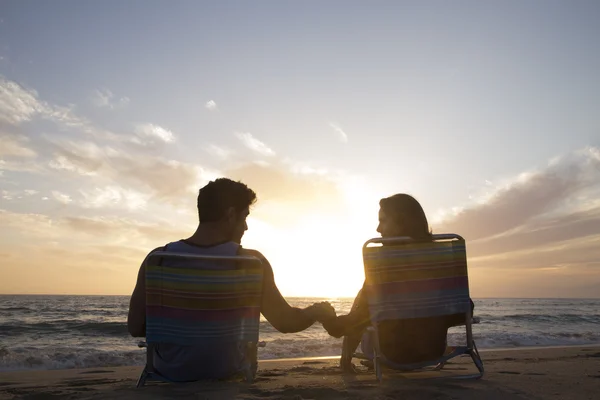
379, 193, 432, 240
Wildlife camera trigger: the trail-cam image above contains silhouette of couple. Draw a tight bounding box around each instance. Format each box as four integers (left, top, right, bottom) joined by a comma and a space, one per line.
128, 178, 465, 379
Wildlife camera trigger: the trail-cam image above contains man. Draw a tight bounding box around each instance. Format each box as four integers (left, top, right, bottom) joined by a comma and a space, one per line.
128, 178, 335, 380
322, 193, 474, 371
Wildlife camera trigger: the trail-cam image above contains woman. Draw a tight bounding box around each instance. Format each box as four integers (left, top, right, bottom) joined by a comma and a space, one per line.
323, 194, 473, 371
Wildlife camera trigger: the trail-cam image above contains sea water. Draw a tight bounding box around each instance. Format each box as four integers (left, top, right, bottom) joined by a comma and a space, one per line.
1, 296, 599, 371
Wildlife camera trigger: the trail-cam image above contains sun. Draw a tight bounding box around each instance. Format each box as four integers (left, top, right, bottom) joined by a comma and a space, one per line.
242, 180, 382, 298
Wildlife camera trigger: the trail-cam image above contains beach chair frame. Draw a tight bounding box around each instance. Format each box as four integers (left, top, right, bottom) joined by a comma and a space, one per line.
135, 251, 264, 387
354, 234, 484, 382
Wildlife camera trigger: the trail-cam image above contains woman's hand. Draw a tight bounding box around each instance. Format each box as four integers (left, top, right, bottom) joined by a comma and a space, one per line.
303, 301, 337, 323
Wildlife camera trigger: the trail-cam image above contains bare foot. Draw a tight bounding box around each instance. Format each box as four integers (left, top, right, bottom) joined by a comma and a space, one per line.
340, 360, 358, 374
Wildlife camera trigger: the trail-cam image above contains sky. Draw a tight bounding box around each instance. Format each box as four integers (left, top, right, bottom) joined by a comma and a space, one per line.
0, 1, 599, 298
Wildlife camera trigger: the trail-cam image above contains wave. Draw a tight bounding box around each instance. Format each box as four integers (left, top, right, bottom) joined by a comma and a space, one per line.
0, 346, 145, 372
0, 321, 129, 337
2, 330, 599, 372
466, 331, 600, 348
4, 313, 597, 338
475, 313, 600, 325
0, 307, 33, 312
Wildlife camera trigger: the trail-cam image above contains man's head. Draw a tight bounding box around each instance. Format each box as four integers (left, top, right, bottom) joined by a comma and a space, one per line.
197, 178, 257, 243
377, 193, 431, 240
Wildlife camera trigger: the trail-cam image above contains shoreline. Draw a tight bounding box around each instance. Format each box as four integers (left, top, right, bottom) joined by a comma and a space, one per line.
1, 343, 599, 374
1, 345, 599, 399
259, 343, 600, 363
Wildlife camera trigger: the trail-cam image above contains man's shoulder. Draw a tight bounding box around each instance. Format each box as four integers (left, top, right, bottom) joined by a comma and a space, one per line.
149, 245, 166, 254
147, 246, 167, 258
238, 248, 273, 273
238, 247, 266, 259
140, 245, 168, 267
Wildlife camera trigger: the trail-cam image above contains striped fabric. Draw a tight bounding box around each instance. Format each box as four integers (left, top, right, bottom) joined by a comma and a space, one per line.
363, 240, 471, 321
145, 259, 264, 346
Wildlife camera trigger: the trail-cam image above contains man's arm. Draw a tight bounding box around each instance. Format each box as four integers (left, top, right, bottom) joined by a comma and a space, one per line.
127, 247, 163, 337
241, 249, 330, 333
127, 262, 146, 337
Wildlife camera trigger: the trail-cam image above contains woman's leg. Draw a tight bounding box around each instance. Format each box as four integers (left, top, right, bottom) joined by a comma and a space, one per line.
340, 289, 369, 372
340, 327, 365, 371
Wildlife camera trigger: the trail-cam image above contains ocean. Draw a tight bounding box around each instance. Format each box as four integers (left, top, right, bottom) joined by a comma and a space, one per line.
1, 296, 599, 372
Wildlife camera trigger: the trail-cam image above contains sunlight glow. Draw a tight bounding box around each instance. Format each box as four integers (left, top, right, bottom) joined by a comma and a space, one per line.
239, 179, 382, 297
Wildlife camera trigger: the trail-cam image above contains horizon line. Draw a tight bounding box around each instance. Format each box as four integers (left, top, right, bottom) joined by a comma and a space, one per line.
0, 294, 599, 300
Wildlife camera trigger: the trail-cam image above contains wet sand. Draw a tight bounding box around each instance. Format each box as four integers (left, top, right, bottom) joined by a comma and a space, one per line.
1, 346, 599, 399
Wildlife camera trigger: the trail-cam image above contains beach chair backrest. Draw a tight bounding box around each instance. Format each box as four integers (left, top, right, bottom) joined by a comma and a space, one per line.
363, 235, 471, 322
144, 252, 264, 347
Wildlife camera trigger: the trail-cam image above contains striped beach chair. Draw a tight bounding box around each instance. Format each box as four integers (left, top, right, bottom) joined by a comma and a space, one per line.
355, 234, 484, 382
136, 251, 264, 387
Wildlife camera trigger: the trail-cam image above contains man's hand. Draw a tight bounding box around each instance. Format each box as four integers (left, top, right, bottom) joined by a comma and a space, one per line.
303, 301, 337, 323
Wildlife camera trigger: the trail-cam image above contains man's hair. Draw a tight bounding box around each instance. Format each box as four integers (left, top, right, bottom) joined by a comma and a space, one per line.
379, 193, 432, 240
197, 178, 257, 223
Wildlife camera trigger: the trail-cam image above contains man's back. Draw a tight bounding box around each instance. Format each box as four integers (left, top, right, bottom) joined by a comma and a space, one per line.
129, 240, 326, 381
128, 178, 335, 382
149, 240, 245, 381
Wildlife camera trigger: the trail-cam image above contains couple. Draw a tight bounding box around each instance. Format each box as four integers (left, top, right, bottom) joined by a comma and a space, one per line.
127, 178, 461, 380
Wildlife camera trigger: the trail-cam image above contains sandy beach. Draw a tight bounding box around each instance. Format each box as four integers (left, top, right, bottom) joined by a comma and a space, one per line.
0, 346, 598, 399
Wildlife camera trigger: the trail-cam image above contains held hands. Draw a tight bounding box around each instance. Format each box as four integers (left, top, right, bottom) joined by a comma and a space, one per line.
304, 301, 337, 323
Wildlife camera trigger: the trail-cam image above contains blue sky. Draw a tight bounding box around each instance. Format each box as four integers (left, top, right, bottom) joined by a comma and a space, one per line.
1, 1, 599, 297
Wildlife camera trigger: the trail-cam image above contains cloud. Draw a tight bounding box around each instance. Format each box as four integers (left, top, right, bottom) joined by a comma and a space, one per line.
0, 132, 37, 158
134, 123, 175, 144
0, 209, 192, 294
0, 75, 117, 140
329, 122, 348, 143
227, 162, 341, 205
91, 88, 130, 109
1, 189, 40, 200
46, 138, 208, 204
0, 77, 43, 125
205, 100, 218, 111
48, 155, 98, 176
79, 186, 149, 210
235, 132, 275, 156
284, 159, 331, 176
438, 147, 599, 241
225, 161, 346, 226
205, 144, 232, 160
0, 159, 43, 174
0, 209, 186, 246
0, 209, 55, 238
51, 190, 72, 204
434, 146, 600, 283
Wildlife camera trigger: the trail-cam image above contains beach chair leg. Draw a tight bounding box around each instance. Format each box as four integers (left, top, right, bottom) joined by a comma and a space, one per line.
435, 344, 457, 371
367, 327, 383, 383
136, 368, 148, 388
244, 341, 262, 383
136, 341, 155, 387
470, 341, 484, 378
374, 354, 382, 382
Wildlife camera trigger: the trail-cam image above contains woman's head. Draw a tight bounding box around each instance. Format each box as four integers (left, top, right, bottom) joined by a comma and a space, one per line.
377, 193, 431, 240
